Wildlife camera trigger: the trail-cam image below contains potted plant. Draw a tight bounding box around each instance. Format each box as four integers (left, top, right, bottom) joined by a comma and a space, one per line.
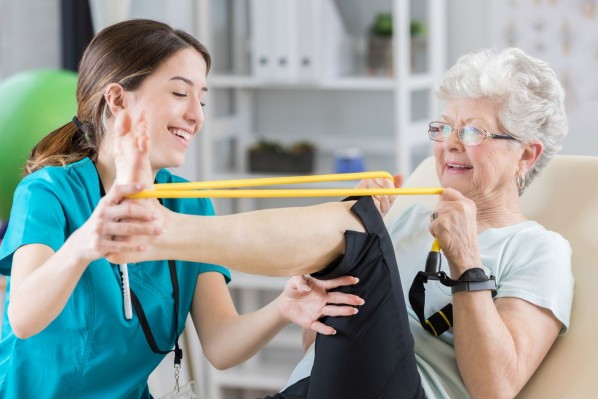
367, 12, 393, 76
367, 13, 427, 76
248, 139, 316, 174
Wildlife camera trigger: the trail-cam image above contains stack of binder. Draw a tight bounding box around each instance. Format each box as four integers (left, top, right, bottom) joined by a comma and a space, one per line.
250, 0, 352, 81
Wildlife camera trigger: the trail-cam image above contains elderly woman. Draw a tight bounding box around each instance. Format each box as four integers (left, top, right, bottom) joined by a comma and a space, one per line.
386, 47, 573, 398
105, 47, 572, 398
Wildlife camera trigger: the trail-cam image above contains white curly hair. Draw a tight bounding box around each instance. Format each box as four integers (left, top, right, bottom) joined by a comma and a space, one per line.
435, 47, 568, 191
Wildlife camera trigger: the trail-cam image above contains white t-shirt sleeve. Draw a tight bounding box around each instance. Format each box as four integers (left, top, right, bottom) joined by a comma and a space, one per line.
483, 224, 574, 333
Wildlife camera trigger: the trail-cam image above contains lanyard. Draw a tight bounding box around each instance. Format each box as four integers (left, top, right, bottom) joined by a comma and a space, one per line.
130, 259, 183, 367
96, 167, 182, 367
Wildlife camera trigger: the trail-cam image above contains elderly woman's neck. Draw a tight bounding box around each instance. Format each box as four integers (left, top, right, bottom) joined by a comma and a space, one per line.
474, 192, 527, 232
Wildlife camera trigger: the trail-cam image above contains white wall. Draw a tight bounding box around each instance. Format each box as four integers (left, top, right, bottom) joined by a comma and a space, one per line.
0, 0, 61, 79
446, 0, 491, 64
1, 0, 595, 157
446, 0, 598, 157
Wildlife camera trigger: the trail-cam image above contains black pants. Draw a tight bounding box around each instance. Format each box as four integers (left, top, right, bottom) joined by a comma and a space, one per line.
263, 197, 425, 399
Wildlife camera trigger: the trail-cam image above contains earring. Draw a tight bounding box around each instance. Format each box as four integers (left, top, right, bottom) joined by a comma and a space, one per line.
516, 171, 526, 191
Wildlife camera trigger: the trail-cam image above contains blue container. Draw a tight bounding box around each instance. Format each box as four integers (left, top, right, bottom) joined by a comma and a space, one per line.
334, 148, 366, 173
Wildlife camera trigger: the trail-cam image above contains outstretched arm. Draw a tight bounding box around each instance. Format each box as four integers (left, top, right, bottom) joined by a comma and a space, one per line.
108, 111, 365, 276
116, 200, 364, 276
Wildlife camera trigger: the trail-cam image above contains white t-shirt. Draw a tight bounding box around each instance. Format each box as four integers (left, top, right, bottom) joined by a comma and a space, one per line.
284, 204, 574, 398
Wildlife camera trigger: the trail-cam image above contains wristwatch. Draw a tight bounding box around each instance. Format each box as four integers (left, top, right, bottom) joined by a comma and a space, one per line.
451, 279, 497, 294
450, 267, 497, 294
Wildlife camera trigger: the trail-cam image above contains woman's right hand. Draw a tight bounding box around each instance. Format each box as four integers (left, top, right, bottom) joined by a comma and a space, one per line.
70, 183, 162, 265
428, 187, 481, 278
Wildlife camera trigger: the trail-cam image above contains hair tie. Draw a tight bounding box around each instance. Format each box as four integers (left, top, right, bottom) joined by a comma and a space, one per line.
72, 116, 93, 145
72, 116, 83, 129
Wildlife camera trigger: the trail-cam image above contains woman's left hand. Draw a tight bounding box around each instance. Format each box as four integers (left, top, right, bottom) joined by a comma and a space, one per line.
355, 174, 404, 216
429, 187, 481, 277
278, 275, 363, 335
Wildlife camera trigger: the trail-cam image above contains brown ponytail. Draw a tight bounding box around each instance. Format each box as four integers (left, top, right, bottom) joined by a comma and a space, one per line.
25, 120, 96, 175
25, 19, 211, 175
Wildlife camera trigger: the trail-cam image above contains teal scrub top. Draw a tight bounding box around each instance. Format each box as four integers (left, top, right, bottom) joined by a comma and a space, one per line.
0, 158, 231, 398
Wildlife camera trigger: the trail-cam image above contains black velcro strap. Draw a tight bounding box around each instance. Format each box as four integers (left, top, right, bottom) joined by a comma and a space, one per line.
409, 259, 496, 337
408, 271, 454, 336
424, 303, 453, 336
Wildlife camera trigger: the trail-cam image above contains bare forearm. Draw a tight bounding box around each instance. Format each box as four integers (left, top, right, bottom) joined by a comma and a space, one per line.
149, 201, 363, 276
8, 243, 88, 339
200, 296, 289, 369
453, 292, 523, 399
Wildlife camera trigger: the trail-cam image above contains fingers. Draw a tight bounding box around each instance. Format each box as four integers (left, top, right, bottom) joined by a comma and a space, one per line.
110, 201, 159, 222
310, 304, 361, 336
319, 275, 359, 290
134, 112, 150, 154
323, 304, 359, 318
310, 321, 336, 336
288, 275, 312, 292
393, 174, 404, 188
325, 291, 364, 306
114, 109, 132, 138
104, 218, 161, 238
355, 174, 403, 216
102, 238, 151, 254
103, 183, 147, 205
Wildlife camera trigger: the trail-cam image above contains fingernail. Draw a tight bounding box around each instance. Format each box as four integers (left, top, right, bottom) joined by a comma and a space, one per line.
354, 308, 359, 314
354, 277, 360, 283
360, 299, 365, 305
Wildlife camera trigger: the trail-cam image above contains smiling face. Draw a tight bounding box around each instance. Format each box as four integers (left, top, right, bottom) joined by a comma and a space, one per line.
433, 98, 523, 203
122, 48, 208, 172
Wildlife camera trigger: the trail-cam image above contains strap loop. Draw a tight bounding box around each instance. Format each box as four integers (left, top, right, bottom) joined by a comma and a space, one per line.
408, 245, 497, 337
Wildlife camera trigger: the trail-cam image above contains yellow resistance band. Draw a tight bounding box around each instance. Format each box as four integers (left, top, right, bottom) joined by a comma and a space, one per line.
128, 171, 444, 199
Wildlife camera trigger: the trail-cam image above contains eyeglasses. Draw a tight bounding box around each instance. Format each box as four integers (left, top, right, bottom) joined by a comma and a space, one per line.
428, 121, 517, 146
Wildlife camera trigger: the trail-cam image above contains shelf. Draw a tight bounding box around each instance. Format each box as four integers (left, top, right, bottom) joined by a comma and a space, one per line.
208, 73, 436, 92
210, 172, 362, 189
211, 365, 292, 391
245, 134, 395, 156
228, 271, 288, 290
269, 328, 302, 349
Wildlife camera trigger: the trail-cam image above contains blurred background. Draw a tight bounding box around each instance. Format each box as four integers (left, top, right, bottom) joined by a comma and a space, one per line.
1, 1, 597, 398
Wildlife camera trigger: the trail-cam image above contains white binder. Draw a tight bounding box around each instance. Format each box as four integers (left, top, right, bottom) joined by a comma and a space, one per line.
271, 0, 298, 80
250, 0, 275, 79
249, 0, 350, 82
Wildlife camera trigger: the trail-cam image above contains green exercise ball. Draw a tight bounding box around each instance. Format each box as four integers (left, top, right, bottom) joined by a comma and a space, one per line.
0, 69, 78, 220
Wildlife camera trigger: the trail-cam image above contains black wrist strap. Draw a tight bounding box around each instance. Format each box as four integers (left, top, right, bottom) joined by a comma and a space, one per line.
408, 252, 497, 337
130, 259, 183, 366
